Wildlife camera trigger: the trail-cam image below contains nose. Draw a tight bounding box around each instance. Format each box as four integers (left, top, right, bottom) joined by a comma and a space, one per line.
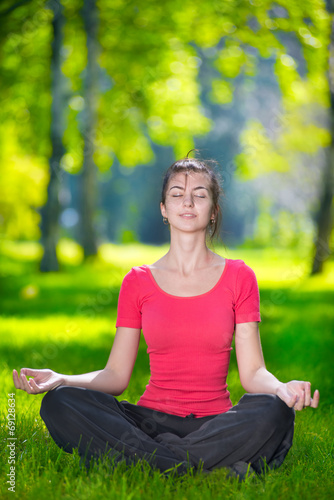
183, 192, 194, 207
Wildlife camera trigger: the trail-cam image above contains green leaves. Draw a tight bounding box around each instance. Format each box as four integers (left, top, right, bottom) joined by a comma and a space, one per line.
0, 0, 331, 242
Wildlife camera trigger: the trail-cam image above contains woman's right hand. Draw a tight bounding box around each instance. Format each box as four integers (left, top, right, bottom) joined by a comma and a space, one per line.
13, 368, 65, 394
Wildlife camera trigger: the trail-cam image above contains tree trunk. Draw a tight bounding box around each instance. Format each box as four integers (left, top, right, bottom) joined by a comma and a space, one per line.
40, 0, 65, 272
79, 0, 99, 257
311, 7, 334, 274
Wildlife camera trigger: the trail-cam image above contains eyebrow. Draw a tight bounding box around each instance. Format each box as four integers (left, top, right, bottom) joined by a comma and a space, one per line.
169, 185, 209, 191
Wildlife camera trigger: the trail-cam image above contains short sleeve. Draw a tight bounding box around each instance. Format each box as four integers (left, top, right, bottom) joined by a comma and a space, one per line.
234, 262, 261, 324
116, 268, 142, 329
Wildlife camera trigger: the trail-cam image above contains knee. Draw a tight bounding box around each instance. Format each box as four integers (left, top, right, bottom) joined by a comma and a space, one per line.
261, 394, 295, 433
40, 386, 76, 423
40, 386, 87, 453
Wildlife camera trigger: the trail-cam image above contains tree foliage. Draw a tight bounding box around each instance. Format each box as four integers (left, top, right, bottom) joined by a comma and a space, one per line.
0, 0, 331, 261
0, 0, 51, 241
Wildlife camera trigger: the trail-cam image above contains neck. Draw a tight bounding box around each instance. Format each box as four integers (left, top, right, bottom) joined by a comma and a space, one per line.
164, 229, 213, 276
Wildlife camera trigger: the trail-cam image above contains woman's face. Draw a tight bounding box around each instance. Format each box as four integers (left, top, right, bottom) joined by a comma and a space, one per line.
160, 171, 215, 234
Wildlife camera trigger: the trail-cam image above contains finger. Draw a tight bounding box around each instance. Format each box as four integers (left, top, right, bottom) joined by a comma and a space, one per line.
21, 374, 34, 394
28, 377, 44, 394
13, 369, 23, 390
21, 368, 39, 378
15, 370, 28, 391
286, 393, 298, 408
310, 389, 320, 408
20, 374, 30, 393
299, 389, 306, 410
294, 393, 304, 411
304, 382, 311, 407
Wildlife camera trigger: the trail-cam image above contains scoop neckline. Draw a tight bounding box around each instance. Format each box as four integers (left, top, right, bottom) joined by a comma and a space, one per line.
144, 259, 228, 299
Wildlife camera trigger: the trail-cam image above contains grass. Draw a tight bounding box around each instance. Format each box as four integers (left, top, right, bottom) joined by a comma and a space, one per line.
0, 242, 333, 499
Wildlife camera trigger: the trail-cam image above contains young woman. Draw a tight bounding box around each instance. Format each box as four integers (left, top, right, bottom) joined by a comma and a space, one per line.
13, 156, 319, 478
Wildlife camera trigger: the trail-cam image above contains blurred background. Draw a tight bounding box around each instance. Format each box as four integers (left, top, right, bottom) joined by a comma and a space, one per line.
1, 7, 333, 492
0, 0, 333, 273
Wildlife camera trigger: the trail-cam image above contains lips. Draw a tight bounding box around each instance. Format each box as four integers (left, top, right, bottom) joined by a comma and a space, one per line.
180, 213, 196, 218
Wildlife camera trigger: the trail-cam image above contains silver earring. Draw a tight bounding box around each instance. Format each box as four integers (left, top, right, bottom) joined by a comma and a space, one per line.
163, 217, 169, 225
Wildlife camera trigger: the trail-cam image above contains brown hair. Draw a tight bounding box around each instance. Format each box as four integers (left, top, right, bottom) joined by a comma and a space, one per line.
161, 152, 223, 241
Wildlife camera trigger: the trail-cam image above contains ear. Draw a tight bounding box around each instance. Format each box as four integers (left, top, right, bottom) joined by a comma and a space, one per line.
211, 206, 217, 220
160, 202, 167, 218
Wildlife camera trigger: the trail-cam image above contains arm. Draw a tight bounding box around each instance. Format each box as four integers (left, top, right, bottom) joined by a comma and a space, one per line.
13, 326, 141, 395
235, 322, 319, 411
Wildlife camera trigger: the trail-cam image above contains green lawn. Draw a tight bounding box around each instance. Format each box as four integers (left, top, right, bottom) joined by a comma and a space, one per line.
0, 243, 333, 499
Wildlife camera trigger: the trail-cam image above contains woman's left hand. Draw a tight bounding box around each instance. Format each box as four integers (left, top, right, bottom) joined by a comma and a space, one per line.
277, 381, 320, 411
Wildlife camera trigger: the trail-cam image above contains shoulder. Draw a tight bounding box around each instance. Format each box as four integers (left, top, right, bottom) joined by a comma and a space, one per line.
119, 266, 152, 303
121, 265, 151, 288
226, 259, 258, 288
124, 265, 149, 278
227, 259, 256, 276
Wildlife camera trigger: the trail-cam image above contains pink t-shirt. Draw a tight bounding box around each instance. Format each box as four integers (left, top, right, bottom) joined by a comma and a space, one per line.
116, 259, 261, 417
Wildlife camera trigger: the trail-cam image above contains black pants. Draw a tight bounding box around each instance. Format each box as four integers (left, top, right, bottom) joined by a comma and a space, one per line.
40, 386, 294, 475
